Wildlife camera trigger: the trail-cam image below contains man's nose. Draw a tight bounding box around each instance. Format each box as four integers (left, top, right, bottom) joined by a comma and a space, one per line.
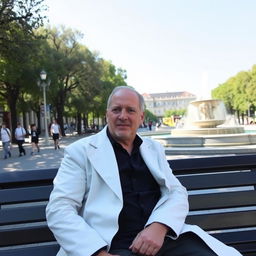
119, 109, 128, 119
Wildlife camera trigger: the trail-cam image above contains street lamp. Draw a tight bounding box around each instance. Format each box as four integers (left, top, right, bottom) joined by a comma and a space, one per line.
37, 70, 51, 145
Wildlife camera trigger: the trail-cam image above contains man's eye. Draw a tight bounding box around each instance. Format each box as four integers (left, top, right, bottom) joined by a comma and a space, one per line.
128, 109, 136, 113
112, 108, 120, 113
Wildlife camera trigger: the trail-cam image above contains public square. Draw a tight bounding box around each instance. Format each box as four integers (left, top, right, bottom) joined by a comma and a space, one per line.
1, 129, 256, 173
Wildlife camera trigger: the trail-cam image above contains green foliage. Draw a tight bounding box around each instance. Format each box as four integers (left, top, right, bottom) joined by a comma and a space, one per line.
212, 66, 256, 120
0, 0, 47, 56
164, 109, 186, 117
144, 109, 157, 122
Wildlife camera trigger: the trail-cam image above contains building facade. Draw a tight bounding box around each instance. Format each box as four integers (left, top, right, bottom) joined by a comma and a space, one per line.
142, 91, 197, 117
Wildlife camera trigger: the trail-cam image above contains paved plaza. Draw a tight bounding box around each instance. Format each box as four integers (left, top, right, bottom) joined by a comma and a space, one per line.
1, 131, 256, 173
0, 135, 84, 172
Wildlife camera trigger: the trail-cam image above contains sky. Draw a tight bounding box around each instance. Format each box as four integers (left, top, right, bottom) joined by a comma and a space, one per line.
44, 0, 256, 98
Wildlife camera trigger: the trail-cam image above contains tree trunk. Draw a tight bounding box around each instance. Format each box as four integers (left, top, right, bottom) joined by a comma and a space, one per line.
77, 112, 82, 135
236, 111, 240, 125
55, 91, 65, 136
22, 111, 28, 131
82, 113, 88, 132
241, 113, 245, 125
7, 88, 19, 142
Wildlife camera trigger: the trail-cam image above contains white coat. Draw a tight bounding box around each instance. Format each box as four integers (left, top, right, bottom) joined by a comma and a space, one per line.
46, 127, 241, 256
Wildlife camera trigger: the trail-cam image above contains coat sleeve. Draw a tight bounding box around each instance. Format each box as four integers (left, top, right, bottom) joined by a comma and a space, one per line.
46, 142, 108, 256
145, 141, 189, 238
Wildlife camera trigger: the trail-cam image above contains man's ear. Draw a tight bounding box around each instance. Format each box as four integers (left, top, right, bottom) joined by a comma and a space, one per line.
105, 111, 108, 123
140, 112, 145, 124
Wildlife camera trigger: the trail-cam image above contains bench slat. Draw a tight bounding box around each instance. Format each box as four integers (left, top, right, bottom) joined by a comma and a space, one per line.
213, 230, 256, 255
0, 169, 57, 188
0, 205, 46, 225
213, 229, 256, 245
0, 185, 53, 204
169, 154, 256, 174
0, 225, 55, 246
0, 243, 59, 256
187, 210, 256, 230
189, 190, 256, 210
232, 243, 256, 256
178, 171, 256, 190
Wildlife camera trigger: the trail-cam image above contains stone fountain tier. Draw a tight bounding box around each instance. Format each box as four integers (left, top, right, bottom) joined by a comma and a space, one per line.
172, 98, 245, 136
185, 99, 226, 128
172, 126, 244, 136
153, 133, 256, 147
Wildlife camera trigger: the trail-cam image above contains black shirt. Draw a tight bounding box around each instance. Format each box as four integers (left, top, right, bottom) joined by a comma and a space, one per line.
107, 129, 161, 250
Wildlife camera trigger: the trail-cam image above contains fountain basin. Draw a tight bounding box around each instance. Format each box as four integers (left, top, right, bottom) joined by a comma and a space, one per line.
153, 133, 256, 147
172, 126, 244, 136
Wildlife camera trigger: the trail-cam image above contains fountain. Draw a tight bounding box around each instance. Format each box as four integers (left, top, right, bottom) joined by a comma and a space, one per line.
172, 99, 244, 136
153, 99, 256, 147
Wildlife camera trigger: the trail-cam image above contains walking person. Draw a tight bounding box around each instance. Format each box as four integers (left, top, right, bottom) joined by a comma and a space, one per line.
0, 123, 12, 159
15, 122, 26, 157
29, 124, 40, 155
50, 119, 62, 149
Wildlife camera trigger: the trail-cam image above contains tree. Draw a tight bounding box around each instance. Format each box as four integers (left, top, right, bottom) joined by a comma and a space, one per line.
0, 0, 47, 55
212, 77, 236, 114
212, 69, 253, 124
164, 109, 186, 118
0, 25, 42, 136
247, 65, 256, 117
144, 109, 158, 123
38, 26, 86, 134
0, 0, 47, 136
232, 71, 251, 123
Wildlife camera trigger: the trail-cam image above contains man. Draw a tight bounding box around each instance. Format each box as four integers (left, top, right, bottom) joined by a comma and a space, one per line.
50, 119, 62, 149
0, 122, 12, 159
15, 122, 26, 156
46, 86, 241, 256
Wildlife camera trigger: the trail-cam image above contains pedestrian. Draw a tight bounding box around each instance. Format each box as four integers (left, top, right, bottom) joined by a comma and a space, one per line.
46, 86, 241, 256
148, 120, 152, 130
50, 119, 62, 149
15, 122, 26, 157
29, 124, 40, 155
0, 123, 12, 159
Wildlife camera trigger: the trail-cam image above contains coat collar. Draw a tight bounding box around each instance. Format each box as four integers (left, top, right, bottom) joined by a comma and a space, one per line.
86, 126, 167, 199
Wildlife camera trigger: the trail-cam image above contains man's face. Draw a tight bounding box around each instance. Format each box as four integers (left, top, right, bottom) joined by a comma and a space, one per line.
106, 89, 144, 144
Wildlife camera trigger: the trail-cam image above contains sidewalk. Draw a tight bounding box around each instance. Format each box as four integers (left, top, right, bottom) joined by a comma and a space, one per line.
0, 134, 86, 172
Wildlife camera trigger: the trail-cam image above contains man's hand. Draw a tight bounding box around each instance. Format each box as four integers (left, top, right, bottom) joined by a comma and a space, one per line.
129, 222, 169, 256
96, 250, 120, 256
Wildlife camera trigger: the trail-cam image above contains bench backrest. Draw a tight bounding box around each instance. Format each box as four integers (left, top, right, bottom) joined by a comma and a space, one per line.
0, 169, 59, 256
0, 154, 255, 256
169, 154, 256, 256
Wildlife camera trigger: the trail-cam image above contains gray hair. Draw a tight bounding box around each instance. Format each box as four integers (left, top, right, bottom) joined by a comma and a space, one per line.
107, 86, 145, 111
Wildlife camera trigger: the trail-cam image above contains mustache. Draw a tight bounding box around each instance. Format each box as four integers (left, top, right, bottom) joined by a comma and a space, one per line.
116, 122, 130, 125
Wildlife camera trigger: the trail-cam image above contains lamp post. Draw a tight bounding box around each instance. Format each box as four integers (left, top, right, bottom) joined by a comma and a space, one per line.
37, 70, 51, 145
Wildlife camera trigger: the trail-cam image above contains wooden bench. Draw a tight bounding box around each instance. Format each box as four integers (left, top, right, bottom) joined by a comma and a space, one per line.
0, 154, 255, 256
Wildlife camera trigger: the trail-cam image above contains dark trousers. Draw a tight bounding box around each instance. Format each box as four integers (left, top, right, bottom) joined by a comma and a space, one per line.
17, 140, 26, 154
109, 232, 217, 256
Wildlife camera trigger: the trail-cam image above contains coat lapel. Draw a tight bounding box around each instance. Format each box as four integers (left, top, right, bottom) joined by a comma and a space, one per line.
86, 128, 123, 201
140, 138, 168, 188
